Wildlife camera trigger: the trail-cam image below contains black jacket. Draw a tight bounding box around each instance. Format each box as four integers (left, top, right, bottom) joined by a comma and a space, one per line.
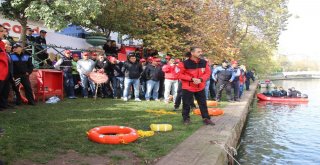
58, 56, 73, 73
245, 71, 255, 81
111, 62, 124, 77
121, 61, 143, 79
10, 52, 34, 76
143, 64, 163, 81
95, 60, 109, 74
26, 35, 35, 43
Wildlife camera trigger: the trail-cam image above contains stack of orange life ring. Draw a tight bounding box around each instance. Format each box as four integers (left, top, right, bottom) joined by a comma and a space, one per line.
193, 108, 224, 116
87, 126, 139, 144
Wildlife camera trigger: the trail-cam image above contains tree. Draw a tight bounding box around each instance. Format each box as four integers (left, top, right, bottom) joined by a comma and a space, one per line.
84, 0, 145, 38
26, 0, 101, 30
0, 0, 37, 46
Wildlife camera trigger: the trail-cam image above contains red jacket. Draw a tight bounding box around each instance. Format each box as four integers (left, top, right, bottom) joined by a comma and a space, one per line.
162, 64, 178, 80
177, 58, 211, 92
239, 70, 246, 85
0, 40, 9, 80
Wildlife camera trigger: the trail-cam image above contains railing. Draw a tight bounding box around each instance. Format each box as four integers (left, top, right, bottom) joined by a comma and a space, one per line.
23, 42, 96, 69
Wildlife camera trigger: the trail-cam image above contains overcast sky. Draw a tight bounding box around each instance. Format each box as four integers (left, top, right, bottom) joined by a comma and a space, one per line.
278, 0, 320, 60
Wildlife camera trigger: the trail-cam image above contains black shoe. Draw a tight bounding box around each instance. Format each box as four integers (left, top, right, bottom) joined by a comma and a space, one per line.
190, 106, 197, 110
0, 128, 4, 134
173, 106, 178, 111
3, 105, 15, 109
28, 102, 36, 106
183, 118, 191, 125
203, 119, 215, 125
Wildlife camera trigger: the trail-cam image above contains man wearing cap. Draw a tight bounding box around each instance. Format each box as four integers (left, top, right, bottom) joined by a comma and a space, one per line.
177, 47, 214, 125
91, 52, 98, 62
94, 54, 110, 98
3, 28, 15, 45
162, 58, 179, 103
212, 60, 236, 102
147, 56, 153, 64
143, 58, 163, 101
1, 39, 21, 108
25, 28, 35, 43
165, 55, 171, 63
24, 27, 35, 56
139, 58, 147, 98
35, 30, 51, 66
110, 57, 124, 99
0, 25, 10, 110
121, 53, 143, 101
77, 52, 96, 98
10, 43, 35, 105
231, 61, 241, 101
54, 50, 77, 99
71, 54, 81, 95
209, 63, 218, 100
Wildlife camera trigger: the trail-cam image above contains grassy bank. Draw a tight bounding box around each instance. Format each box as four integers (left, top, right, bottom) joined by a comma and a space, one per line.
0, 98, 227, 164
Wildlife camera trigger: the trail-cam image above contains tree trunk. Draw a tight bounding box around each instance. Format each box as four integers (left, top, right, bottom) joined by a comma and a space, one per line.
18, 19, 28, 48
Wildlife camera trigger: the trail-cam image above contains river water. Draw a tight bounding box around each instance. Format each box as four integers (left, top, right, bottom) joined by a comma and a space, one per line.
237, 79, 320, 165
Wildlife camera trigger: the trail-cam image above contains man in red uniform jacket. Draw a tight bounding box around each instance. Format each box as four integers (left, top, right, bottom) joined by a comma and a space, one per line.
0, 24, 9, 110
177, 47, 214, 125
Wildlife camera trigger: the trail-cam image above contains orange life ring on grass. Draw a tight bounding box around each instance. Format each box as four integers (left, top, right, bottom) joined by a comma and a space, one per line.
207, 100, 218, 106
19, 84, 36, 103
193, 108, 224, 116
87, 126, 139, 144
194, 100, 218, 106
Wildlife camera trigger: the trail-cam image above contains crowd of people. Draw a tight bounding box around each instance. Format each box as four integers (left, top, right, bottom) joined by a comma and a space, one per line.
0, 24, 257, 126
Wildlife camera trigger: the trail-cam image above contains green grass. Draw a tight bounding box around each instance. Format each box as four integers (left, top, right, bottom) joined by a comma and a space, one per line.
0, 98, 227, 164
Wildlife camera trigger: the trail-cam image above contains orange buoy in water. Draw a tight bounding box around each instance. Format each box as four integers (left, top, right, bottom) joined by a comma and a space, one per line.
193, 108, 224, 116
87, 126, 139, 144
194, 100, 218, 106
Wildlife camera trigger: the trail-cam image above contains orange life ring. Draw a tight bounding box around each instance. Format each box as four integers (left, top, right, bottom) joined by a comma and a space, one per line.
194, 100, 218, 106
207, 100, 218, 106
87, 126, 139, 144
193, 108, 224, 116
19, 84, 36, 103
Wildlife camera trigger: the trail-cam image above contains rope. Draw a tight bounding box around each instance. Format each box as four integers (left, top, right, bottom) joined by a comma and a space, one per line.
145, 109, 177, 115
211, 141, 241, 165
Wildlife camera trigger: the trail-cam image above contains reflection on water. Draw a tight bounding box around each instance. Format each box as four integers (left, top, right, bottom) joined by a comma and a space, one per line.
237, 79, 320, 165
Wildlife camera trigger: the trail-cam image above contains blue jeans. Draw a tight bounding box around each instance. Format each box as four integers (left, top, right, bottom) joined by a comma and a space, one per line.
80, 74, 96, 97
145, 80, 160, 100
239, 84, 244, 98
232, 80, 240, 100
140, 79, 147, 98
123, 78, 140, 99
112, 77, 124, 98
63, 72, 75, 97
205, 80, 210, 100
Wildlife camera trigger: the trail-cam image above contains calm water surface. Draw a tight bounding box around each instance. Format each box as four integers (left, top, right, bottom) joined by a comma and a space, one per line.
237, 79, 320, 165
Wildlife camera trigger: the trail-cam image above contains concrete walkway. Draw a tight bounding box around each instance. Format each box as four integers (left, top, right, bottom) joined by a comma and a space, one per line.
156, 82, 258, 165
